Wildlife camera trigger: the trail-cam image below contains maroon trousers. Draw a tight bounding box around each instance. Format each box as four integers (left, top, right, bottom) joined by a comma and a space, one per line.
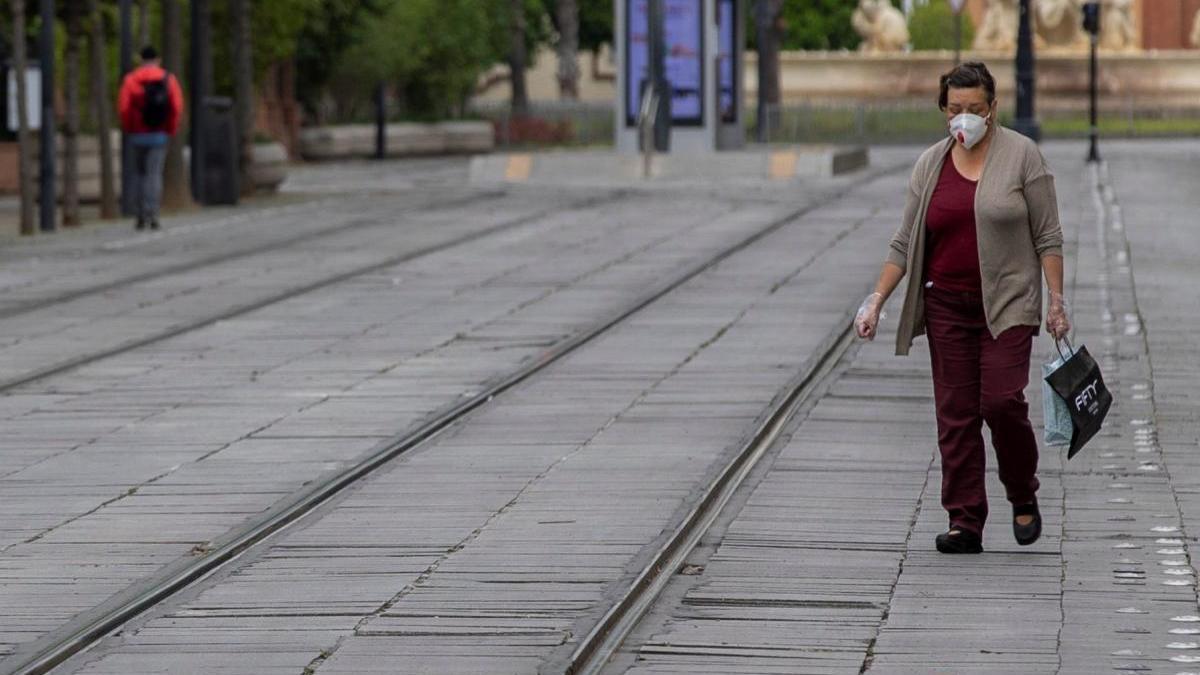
924, 284, 1040, 536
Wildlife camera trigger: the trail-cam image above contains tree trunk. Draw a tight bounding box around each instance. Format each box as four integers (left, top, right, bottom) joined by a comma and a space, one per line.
508, 0, 529, 117
754, 0, 784, 141
88, 0, 118, 218
12, 0, 36, 235
138, 0, 150, 48
63, 0, 84, 227
231, 0, 255, 196
160, 0, 190, 208
554, 0, 580, 100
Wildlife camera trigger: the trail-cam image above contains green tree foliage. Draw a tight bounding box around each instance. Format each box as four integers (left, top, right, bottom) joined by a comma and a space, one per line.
335, 0, 495, 119
541, 0, 613, 52
750, 0, 904, 52
295, 0, 384, 115
484, 0, 553, 71
778, 0, 861, 50
578, 0, 614, 51
211, 0, 319, 93
331, 0, 549, 119
908, 1, 974, 51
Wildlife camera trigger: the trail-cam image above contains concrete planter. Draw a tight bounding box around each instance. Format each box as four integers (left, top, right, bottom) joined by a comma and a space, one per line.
249, 142, 289, 193
30, 131, 123, 203
23, 135, 289, 201
298, 122, 494, 161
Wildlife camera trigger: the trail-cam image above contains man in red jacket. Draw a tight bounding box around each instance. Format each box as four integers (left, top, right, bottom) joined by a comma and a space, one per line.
118, 46, 184, 231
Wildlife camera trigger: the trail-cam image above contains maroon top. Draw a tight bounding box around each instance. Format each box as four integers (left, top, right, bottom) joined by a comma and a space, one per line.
924, 153, 982, 294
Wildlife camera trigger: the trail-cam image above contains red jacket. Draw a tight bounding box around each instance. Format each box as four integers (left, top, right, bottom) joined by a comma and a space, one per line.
118, 65, 185, 135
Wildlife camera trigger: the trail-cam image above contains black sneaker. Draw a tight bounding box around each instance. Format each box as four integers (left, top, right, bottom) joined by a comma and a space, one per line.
1013, 500, 1042, 546
149, 220, 160, 231
135, 218, 146, 231
935, 526, 983, 554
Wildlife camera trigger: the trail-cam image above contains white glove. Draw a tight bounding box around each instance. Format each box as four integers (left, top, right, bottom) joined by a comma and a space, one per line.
855, 292, 884, 341
1046, 291, 1071, 339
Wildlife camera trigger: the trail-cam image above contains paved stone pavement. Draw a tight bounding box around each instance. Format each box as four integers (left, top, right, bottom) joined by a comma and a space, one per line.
1, 141, 1197, 675
0, 152, 913, 667
610, 140, 1200, 675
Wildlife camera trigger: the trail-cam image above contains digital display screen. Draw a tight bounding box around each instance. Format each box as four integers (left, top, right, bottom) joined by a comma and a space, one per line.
625, 0, 705, 127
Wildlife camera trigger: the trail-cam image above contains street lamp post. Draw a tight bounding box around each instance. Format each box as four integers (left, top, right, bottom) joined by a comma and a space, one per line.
38, 0, 56, 232
1083, 2, 1101, 162
949, 0, 966, 65
374, 84, 387, 160
119, 0, 135, 216
1013, 0, 1041, 142
647, 0, 670, 153
190, 0, 211, 203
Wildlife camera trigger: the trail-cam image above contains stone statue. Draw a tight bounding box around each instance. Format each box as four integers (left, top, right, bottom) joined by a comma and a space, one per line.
852, 0, 909, 53
1190, 8, 1200, 48
1035, 0, 1088, 51
973, 0, 1019, 51
1100, 0, 1137, 51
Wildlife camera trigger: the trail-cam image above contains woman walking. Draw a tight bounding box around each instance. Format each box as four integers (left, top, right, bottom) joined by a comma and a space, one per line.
854, 62, 1071, 554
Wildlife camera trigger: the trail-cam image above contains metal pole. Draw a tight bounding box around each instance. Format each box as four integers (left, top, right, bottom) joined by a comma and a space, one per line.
374, 83, 386, 159
954, 13, 962, 65
119, 0, 135, 216
190, 0, 210, 204
38, 0, 56, 232
755, 0, 767, 143
648, 0, 670, 152
1013, 0, 1041, 142
1087, 33, 1099, 161
1082, 2, 1102, 163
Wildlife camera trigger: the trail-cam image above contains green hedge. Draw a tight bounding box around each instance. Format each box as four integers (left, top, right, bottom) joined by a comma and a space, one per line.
909, 2, 975, 51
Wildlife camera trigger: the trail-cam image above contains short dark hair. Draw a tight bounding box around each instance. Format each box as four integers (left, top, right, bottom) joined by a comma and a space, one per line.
140, 46, 159, 61
938, 61, 996, 110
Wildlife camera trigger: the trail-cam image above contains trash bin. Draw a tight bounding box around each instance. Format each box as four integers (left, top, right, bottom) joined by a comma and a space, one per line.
196, 96, 239, 205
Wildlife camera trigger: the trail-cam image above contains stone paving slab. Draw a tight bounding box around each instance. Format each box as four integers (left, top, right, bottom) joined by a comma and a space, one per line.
0, 158, 911, 663
0, 188, 582, 386
613, 141, 1200, 675
11, 141, 1196, 675
50, 162, 912, 674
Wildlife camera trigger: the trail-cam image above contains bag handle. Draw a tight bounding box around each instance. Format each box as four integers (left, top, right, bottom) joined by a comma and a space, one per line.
1054, 336, 1075, 361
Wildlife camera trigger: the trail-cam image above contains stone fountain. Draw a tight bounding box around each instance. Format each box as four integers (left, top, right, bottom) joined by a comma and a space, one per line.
755, 0, 1200, 113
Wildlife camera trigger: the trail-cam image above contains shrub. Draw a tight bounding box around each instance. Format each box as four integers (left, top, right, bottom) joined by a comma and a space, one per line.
908, 1, 975, 51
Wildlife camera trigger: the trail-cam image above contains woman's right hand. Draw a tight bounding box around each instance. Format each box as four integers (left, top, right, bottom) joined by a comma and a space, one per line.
855, 292, 884, 341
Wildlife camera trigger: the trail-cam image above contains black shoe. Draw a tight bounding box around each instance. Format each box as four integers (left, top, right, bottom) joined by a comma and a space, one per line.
149, 220, 160, 231
1013, 500, 1042, 546
135, 219, 146, 231
935, 526, 983, 554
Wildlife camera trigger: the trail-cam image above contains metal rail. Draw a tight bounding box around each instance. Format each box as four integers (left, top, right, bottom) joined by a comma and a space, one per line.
0, 192, 619, 395
0, 190, 504, 322
562, 326, 856, 675
1, 167, 900, 675
638, 90, 660, 179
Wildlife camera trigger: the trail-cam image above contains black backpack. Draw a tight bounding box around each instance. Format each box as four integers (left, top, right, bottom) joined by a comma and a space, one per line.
141, 75, 172, 128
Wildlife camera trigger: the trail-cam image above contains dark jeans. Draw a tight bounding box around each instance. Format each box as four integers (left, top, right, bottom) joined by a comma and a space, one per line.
132, 141, 167, 223
924, 284, 1040, 536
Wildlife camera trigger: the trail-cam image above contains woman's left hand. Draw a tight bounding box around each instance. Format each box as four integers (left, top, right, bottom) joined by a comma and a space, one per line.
1046, 291, 1071, 339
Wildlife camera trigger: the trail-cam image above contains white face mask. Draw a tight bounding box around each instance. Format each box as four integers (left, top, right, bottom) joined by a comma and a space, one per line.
949, 111, 991, 149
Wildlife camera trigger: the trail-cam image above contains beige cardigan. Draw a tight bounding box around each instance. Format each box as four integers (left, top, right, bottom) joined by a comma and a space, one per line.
886, 126, 1064, 356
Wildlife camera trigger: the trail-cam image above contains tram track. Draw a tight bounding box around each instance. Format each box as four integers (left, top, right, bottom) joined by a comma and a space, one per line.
0, 189, 505, 321
0, 190, 619, 394
561, 325, 857, 675
0, 166, 902, 675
